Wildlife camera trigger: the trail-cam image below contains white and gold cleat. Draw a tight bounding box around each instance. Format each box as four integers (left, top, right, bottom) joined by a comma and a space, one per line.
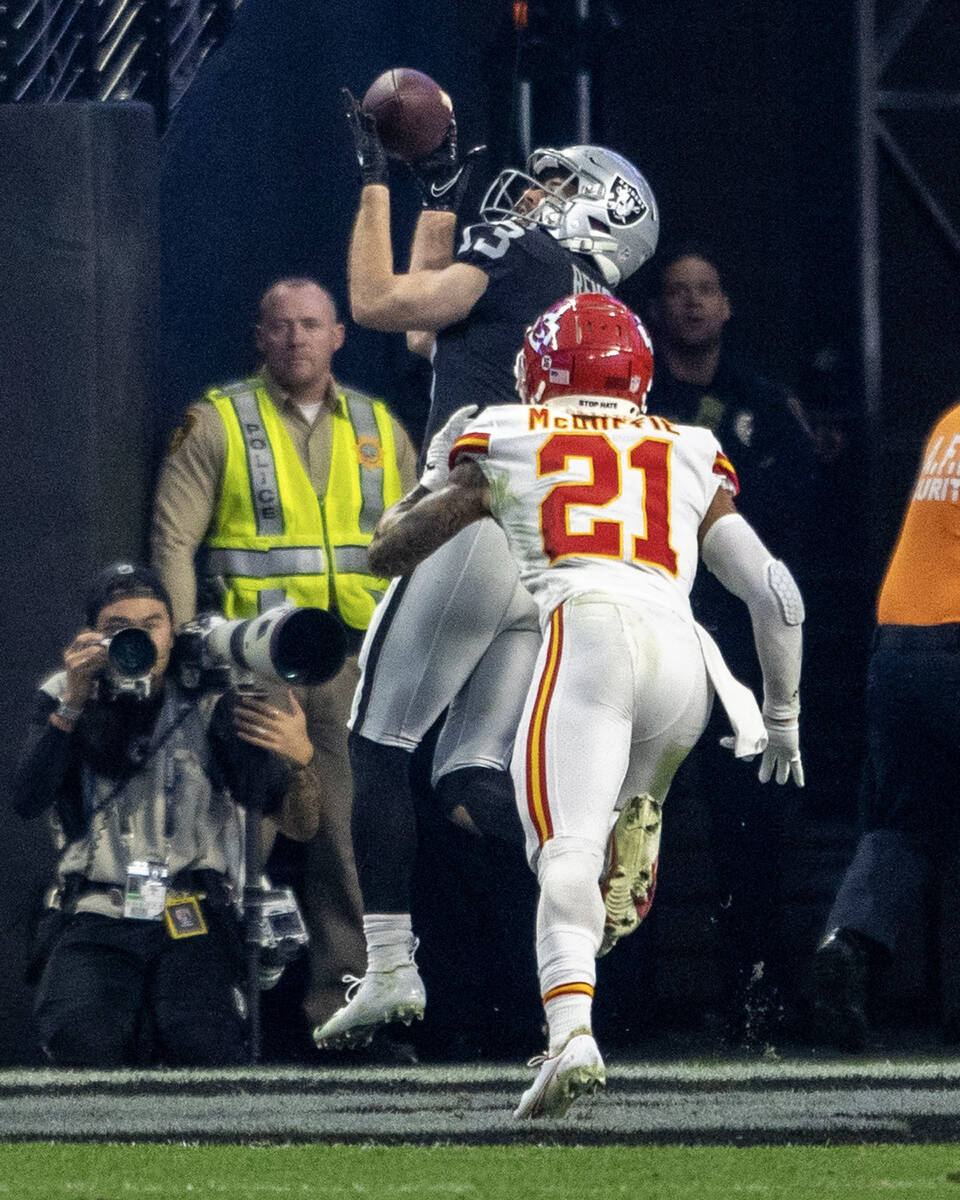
312, 963, 426, 1049
598, 793, 662, 957
514, 1029, 606, 1119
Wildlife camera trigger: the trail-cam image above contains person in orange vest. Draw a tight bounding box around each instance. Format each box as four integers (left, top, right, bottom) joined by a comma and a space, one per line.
813, 397, 960, 1051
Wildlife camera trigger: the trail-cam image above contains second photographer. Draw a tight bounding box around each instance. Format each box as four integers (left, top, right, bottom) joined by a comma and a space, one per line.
12, 562, 321, 1068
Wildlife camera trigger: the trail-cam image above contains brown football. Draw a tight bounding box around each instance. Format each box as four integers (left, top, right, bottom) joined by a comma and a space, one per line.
361, 68, 453, 162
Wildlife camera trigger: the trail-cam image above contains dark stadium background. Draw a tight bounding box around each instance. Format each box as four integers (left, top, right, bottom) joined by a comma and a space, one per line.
1, 0, 958, 1065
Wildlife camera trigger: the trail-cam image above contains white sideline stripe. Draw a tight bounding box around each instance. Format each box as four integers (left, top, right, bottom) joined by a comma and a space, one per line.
2, 1059, 960, 1088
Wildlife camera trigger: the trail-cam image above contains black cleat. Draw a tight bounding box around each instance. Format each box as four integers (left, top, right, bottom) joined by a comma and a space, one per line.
812, 927, 872, 1052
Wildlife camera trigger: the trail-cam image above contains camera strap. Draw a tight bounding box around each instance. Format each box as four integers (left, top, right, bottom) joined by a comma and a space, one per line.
77, 693, 201, 882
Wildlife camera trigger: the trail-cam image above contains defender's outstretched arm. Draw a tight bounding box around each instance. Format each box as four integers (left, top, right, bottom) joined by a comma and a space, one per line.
369, 461, 490, 578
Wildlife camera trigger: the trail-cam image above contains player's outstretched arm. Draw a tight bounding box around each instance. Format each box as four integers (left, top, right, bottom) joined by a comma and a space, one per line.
403, 115, 485, 355
404, 209, 456, 357
343, 87, 490, 333
348, 185, 488, 332
369, 462, 490, 577
699, 489, 805, 786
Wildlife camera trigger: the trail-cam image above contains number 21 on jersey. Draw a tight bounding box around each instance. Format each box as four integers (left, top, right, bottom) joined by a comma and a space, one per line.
537, 432, 678, 575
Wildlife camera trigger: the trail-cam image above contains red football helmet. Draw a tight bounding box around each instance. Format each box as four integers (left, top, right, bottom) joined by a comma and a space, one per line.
515, 293, 654, 415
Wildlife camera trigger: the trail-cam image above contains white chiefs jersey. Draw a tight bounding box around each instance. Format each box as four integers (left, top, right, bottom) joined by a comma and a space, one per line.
450, 402, 740, 623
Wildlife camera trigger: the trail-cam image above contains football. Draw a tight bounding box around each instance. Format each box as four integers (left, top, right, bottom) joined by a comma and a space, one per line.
361, 68, 453, 162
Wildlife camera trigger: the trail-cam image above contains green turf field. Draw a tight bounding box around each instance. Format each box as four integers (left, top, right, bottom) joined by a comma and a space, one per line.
2, 1142, 960, 1199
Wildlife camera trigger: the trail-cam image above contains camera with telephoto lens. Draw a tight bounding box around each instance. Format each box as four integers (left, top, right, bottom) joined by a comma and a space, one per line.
245, 885, 310, 990
175, 604, 347, 692
97, 627, 158, 700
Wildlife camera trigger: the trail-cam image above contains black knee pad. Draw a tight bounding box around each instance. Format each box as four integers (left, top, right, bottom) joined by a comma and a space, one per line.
348, 734, 418, 912
434, 767, 524, 849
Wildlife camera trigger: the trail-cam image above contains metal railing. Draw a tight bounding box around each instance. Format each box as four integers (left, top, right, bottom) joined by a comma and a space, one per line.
0, 0, 239, 126
858, 0, 960, 432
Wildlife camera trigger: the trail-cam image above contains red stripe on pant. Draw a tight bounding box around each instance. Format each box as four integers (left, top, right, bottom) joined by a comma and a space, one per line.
542, 981, 595, 1003
525, 605, 564, 845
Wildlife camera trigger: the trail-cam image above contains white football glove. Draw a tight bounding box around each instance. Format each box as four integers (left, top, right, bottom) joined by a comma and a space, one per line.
720, 716, 803, 786
757, 716, 803, 786
419, 405, 480, 492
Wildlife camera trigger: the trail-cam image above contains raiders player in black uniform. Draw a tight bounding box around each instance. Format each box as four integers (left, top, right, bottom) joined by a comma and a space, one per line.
314, 93, 659, 1050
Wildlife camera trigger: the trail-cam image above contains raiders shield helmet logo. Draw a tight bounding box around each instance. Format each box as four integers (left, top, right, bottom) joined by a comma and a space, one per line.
607, 176, 648, 227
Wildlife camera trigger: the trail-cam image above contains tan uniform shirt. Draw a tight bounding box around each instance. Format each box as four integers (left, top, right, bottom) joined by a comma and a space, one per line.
151, 368, 419, 628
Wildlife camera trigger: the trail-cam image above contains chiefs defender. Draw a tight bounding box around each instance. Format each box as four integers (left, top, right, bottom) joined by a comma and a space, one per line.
368, 294, 804, 1118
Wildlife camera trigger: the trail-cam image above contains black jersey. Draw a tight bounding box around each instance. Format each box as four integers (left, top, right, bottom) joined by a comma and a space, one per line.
646, 354, 815, 558
423, 218, 608, 451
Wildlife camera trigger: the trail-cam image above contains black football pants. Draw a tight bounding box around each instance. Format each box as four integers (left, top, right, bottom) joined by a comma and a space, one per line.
824, 623, 960, 953
33, 910, 246, 1067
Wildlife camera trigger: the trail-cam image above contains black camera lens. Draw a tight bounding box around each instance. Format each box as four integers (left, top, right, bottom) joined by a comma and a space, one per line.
273, 608, 346, 685
108, 627, 157, 678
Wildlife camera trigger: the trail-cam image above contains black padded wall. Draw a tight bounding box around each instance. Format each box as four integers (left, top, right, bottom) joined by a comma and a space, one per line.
0, 102, 158, 1063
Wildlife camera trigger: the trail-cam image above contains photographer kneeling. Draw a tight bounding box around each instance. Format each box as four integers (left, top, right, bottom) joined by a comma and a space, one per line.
12, 563, 319, 1067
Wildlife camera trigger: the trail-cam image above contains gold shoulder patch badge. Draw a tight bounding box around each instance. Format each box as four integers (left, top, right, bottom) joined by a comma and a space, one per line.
167, 411, 198, 455
356, 434, 384, 470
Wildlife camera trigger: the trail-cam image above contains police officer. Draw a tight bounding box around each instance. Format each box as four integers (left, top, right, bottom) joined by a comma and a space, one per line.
645, 246, 815, 562
151, 278, 418, 1030
13, 563, 318, 1066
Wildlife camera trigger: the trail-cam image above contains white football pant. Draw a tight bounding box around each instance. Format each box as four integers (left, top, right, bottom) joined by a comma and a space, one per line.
512, 596, 714, 993
350, 519, 541, 781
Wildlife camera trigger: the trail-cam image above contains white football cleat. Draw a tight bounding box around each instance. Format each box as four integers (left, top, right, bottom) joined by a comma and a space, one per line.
312, 963, 426, 1049
513, 1030, 606, 1119
598, 793, 661, 957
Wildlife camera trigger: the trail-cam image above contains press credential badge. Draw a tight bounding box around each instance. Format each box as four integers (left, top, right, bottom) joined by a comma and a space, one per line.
124, 861, 169, 920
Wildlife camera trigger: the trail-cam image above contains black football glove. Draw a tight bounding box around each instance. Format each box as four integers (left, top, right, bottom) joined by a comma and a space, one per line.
408, 120, 486, 212
342, 87, 389, 188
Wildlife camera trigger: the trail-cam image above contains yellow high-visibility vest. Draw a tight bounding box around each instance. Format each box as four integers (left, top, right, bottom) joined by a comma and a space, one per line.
203, 378, 403, 630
